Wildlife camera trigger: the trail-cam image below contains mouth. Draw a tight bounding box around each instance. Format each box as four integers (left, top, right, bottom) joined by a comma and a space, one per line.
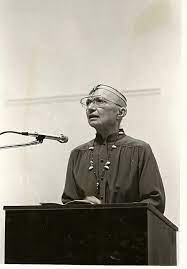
88, 114, 99, 120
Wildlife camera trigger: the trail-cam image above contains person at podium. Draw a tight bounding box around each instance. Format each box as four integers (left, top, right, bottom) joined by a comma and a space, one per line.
62, 84, 165, 213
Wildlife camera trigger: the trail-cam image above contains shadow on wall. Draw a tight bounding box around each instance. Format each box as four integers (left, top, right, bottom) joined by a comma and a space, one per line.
133, 0, 172, 35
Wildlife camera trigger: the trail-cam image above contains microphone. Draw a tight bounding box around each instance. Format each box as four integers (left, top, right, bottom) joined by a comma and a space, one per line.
20, 132, 68, 143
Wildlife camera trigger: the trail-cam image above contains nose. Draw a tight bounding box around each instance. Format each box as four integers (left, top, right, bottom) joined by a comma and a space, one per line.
86, 101, 97, 112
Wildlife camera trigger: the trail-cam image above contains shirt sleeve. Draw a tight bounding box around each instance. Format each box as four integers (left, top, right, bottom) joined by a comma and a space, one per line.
138, 144, 165, 213
61, 150, 85, 204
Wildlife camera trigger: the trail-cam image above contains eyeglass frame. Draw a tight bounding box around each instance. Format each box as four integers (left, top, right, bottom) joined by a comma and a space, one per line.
80, 95, 124, 110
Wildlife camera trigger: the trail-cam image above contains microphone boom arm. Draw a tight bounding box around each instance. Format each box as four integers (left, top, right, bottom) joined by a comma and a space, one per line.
0, 130, 68, 150
0, 140, 43, 150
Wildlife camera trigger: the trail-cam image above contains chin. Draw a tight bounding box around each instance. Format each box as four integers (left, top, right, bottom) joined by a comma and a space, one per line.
88, 122, 97, 128
88, 120, 100, 128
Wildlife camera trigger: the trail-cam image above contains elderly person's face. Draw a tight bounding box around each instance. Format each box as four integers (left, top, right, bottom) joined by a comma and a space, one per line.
84, 89, 123, 130
86, 100, 119, 129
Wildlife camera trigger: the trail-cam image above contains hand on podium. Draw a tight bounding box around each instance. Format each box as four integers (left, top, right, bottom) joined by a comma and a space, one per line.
62, 196, 101, 205
84, 196, 101, 204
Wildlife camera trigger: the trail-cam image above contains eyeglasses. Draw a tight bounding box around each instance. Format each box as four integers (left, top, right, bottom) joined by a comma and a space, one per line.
80, 95, 122, 109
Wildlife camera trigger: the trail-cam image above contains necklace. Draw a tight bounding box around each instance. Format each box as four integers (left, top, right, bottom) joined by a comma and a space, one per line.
88, 129, 124, 196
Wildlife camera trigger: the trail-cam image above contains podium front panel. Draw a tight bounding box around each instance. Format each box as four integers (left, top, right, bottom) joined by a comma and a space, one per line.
4, 203, 178, 265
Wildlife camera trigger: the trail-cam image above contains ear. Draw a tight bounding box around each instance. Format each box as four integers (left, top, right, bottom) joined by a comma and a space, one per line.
117, 107, 127, 120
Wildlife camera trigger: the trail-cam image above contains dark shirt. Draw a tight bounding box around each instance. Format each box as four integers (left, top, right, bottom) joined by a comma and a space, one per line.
62, 131, 165, 213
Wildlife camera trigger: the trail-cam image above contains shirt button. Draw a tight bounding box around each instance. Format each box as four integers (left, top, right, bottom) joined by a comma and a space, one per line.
100, 159, 104, 163
100, 196, 103, 200
101, 177, 104, 181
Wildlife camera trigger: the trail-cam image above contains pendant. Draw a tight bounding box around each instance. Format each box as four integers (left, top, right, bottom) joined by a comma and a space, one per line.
96, 182, 100, 194
104, 165, 110, 170
89, 146, 94, 150
89, 160, 94, 170
112, 145, 117, 149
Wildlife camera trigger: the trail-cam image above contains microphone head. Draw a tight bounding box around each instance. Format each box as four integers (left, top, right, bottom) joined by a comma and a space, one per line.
59, 134, 68, 143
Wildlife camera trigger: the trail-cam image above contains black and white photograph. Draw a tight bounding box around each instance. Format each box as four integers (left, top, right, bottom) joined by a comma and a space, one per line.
0, 0, 181, 266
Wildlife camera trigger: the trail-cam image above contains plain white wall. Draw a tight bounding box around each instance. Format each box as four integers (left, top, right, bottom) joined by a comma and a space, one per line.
0, 0, 180, 263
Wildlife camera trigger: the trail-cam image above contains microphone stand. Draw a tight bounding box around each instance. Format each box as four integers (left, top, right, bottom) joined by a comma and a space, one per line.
0, 131, 44, 150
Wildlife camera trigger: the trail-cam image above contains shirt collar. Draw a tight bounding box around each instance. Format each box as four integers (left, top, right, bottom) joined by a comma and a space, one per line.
95, 128, 125, 143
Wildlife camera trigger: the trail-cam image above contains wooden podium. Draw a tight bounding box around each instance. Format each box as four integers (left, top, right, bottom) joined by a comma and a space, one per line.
3, 203, 178, 265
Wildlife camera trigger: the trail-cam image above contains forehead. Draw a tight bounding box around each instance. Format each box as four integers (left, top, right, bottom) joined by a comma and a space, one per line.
89, 88, 124, 107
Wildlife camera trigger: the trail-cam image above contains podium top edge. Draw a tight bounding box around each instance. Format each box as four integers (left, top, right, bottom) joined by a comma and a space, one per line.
4, 202, 152, 211
3, 202, 178, 231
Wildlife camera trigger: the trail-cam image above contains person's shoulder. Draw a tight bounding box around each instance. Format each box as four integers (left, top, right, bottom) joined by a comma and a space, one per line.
121, 135, 150, 148
67, 140, 94, 162
71, 139, 94, 152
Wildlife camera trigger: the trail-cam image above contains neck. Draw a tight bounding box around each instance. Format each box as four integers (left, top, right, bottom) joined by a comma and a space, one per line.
96, 125, 119, 140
